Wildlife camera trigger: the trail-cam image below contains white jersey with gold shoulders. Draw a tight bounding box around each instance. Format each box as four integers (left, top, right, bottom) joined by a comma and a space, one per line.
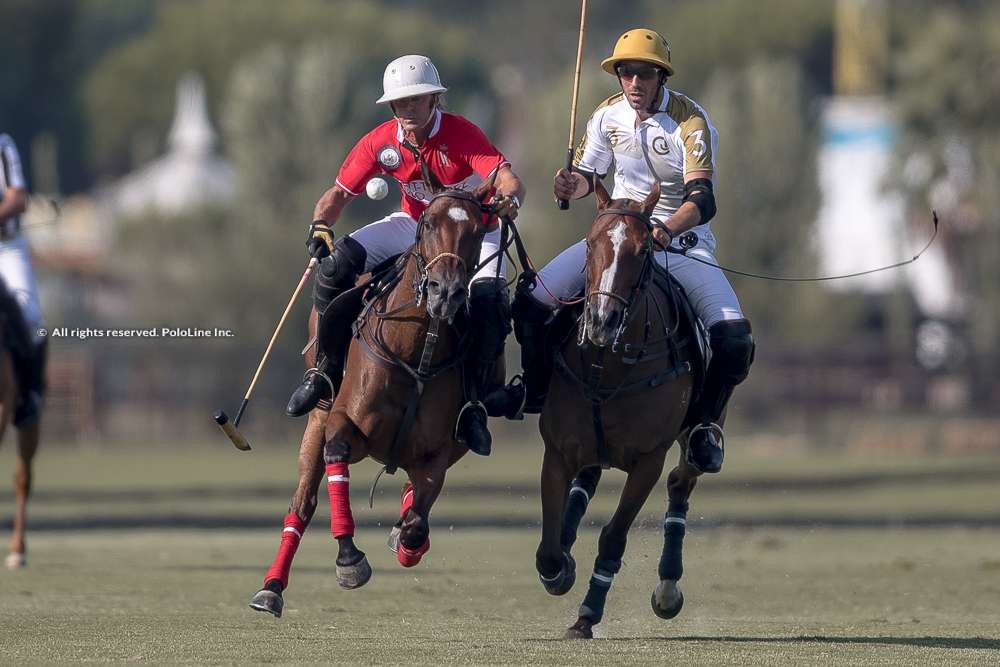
574, 87, 719, 245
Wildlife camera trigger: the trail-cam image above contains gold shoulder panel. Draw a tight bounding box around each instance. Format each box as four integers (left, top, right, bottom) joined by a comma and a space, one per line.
573, 92, 625, 167
667, 93, 714, 173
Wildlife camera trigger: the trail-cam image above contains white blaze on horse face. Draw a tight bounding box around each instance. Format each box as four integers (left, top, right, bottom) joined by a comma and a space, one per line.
596, 221, 628, 321
448, 206, 469, 222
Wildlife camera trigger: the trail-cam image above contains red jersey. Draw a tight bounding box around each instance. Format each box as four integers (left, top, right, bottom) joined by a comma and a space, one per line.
335, 110, 510, 219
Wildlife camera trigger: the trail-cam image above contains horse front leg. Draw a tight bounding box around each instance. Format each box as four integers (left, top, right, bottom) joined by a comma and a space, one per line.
6, 421, 39, 569
395, 447, 449, 568
561, 466, 602, 553
536, 445, 575, 596
322, 413, 372, 588
651, 456, 700, 621
250, 411, 328, 617
566, 446, 667, 640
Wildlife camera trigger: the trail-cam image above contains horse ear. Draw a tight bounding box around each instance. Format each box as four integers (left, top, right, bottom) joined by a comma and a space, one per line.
421, 159, 445, 195
472, 166, 500, 203
593, 173, 611, 210
641, 181, 661, 218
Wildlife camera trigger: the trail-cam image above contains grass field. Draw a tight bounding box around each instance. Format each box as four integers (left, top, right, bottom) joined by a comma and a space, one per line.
2, 434, 1000, 664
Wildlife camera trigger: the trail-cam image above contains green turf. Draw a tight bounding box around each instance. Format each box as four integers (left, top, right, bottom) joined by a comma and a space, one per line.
2, 528, 999, 664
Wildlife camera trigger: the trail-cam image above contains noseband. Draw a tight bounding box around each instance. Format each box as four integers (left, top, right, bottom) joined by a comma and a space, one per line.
412, 189, 498, 307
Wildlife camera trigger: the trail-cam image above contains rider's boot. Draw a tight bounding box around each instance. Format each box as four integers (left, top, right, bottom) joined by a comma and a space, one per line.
509, 285, 555, 414
286, 237, 367, 417
0, 284, 45, 427
456, 278, 511, 456
686, 319, 755, 474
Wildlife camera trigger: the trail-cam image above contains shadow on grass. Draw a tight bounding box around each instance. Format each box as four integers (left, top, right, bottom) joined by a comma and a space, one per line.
527, 636, 1000, 650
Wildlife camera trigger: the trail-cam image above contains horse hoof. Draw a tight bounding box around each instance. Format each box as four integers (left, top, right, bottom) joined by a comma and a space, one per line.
248, 588, 283, 618
387, 527, 401, 554
539, 552, 576, 596
5, 552, 25, 570
651, 579, 684, 619
563, 620, 593, 639
336, 554, 373, 589
397, 539, 429, 568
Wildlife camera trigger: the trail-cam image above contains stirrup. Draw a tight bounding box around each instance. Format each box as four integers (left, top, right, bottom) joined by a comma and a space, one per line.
686, 422, 725, 470
300, 367, 336, 413
504, 375, 527, 420
453, 399, 487, 444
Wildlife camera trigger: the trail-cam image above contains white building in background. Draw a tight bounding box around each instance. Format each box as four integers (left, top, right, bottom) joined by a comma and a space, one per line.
110, 73, 235, 217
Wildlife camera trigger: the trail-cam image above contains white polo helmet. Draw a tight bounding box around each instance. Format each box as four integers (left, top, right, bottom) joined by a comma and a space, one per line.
376, 54, 448, 105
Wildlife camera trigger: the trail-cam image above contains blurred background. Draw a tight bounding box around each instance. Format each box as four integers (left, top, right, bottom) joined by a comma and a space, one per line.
2, 0, 997, 451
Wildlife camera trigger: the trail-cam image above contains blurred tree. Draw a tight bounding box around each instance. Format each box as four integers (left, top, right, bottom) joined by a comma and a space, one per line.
891, 3, 1000, 404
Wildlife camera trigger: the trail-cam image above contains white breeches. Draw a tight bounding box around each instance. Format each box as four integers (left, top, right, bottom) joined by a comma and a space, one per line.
349, 212, 506, 283
530, 235, 744, 328
0, 236, 45, 344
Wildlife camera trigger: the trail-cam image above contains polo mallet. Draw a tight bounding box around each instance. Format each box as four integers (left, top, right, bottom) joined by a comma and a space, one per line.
214, 256, 319, 451
557, 0, 588, 211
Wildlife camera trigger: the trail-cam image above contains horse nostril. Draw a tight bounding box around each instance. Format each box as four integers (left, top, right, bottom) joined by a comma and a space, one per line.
426, 279, 441, 294
449, 287, 468, 306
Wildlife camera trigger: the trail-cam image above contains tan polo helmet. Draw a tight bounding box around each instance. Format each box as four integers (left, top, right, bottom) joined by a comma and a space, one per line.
601, 28, 674, 76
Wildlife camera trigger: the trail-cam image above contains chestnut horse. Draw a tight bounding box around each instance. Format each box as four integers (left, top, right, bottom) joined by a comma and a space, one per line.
535, 178, 705, 638
250, 165, 502, 617
0, 309, 40, 570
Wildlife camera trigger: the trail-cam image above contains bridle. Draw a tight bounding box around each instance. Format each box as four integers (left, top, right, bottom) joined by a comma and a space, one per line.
582, 206, 663, 350
411, 189, 498, 308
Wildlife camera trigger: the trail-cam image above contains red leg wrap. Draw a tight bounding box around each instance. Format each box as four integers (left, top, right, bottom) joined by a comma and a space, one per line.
397, 480, 428, 567
400, 481, 414, 517
326, 462, 355, 538
264, 512, 307, 588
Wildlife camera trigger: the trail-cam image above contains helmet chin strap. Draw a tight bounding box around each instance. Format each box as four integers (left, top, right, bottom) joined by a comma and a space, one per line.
392, 101, 438, 139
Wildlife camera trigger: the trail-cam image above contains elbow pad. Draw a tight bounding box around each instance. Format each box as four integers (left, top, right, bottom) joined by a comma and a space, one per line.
683, 178, 716, 225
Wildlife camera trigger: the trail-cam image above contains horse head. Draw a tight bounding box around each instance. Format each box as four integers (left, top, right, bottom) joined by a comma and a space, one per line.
413, 160, 498, 321
582, 176, 661, 348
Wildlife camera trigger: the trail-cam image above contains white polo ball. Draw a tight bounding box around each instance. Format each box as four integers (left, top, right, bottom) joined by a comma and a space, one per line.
366, 177, 389, 200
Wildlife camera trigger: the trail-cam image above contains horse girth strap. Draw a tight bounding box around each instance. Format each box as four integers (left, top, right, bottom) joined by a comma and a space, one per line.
385, 316, 443, 475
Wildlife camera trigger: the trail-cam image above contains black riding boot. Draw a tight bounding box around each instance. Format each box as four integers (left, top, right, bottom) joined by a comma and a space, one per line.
286, 238, 366, 417
0, 283, 44, 427
456, 279, 512, 456
687, 319, 755, 474
511, 287, 555, 414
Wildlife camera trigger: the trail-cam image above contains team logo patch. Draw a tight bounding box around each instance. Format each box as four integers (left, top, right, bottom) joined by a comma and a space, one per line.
377, 145, 402, 170
651, 136, 670, 156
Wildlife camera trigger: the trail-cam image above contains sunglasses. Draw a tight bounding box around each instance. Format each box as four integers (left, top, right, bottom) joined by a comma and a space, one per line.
616, 64, 661, 81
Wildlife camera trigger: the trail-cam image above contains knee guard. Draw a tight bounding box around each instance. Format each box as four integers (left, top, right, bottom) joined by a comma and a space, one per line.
314, 236, 367, 315
468, 278, 512, 365
707, 319, 755, 385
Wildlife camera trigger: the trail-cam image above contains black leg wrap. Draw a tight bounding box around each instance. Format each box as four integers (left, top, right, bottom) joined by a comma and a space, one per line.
512, 286, 555, 413
658, 501, 688, 581
579, 556, 622, 624
561, 467, 602, 550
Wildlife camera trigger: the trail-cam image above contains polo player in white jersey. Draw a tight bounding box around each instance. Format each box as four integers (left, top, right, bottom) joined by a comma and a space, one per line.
507, 29, 754, 474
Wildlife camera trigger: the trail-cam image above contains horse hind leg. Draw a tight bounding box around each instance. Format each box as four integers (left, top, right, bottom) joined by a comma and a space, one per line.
651, 464, 698, 620
561, 466, 601, 552
6, 421, 38, 570
565, 447, 666, 640
395, 450, 449, 568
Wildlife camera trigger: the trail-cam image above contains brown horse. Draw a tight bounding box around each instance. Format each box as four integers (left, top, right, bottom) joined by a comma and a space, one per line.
535, 178, 706, 638
0, 317, 41, 570
250, 165, 502, 617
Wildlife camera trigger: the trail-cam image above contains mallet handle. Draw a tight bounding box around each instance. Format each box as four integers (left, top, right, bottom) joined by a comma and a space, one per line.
242, 257, 318, 404
557, 0, 588, 211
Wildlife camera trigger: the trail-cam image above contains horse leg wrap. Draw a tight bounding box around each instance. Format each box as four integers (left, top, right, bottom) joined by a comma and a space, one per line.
578, 557, 622, 624
396, 482, 429, 567
399, 481, 414, 517
326, 463, 355, 538
658, 501, 688, 581
263, 512, 307, 589
561, 467, 601, 550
